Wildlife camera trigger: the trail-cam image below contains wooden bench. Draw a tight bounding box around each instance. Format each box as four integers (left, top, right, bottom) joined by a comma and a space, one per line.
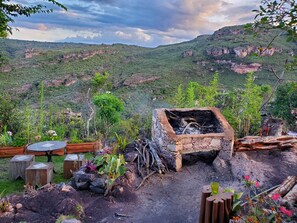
25, 162, 53, 186
9, 155, 35, 180
63, 154, 85, 179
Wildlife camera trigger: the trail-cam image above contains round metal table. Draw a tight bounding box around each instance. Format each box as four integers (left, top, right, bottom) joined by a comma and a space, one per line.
27, 141, 67, 162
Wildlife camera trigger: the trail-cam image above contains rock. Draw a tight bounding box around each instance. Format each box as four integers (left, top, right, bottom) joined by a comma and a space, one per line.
0, 64, 12, 73
206, 47, 230, 57
15, 203, 22, 209
124, 152, 138, 162
213, 156, 228, 171
231, 63, 261, 74
196, 61, 209, 66
89, 185, 105, 194
123, 74, 160, 87
24, 48, 41, 58
90, 176, 107, 189
61, 219, 81, 223
61, 185, 74, 192
233, 46, 255, 58
212, 26, 244, 39
261, 118, 286, 136
182, 50, 193, 57
231, 150, 297, 187
124, 170, 137, 185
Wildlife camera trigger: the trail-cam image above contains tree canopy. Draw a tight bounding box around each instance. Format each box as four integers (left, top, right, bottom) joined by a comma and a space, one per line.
253, 0, 297, 42
0, 0, 67, 37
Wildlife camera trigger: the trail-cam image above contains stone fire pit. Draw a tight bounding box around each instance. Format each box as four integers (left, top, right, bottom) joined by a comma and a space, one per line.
152, 107, 234, 171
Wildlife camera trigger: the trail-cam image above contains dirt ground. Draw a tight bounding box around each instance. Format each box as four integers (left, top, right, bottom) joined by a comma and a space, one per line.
1, 149, 297, 223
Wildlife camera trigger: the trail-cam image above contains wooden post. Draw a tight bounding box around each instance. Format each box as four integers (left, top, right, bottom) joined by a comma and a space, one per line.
63, 154, 85, 179
25, 162, 53, 186
9, 155, 35, 180
199, 185, 212, 223
199, 185, 233, 223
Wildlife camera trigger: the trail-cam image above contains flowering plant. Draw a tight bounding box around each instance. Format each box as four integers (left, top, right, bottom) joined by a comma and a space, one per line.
0, 126, 13, 146
231, 176, 295, 223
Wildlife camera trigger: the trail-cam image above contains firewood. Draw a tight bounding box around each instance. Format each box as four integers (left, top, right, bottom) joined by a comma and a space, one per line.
235, 136, 297, 152
270, 176, 297, 196
148, 141, 165, 173
136, 171, 156, 190
283, 184, 297, 206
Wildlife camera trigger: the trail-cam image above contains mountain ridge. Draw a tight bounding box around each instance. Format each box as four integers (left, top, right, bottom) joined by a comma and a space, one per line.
0, 24, 296, 115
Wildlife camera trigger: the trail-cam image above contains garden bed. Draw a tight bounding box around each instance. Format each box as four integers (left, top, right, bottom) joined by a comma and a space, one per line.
0, 146, 25, 158
0, 142, 101, 158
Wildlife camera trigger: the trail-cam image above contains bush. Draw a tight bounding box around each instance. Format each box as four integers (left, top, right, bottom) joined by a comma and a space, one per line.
269, 82, 297, 128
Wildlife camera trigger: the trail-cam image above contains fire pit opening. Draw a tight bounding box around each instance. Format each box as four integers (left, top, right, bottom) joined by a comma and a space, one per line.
165, 109, 224, 135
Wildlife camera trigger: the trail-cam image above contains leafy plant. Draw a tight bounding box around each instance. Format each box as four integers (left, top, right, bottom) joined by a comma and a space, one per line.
0, 126, 13, 146
222, 73, 263, 137
172, 73, 219, 108
93, 154, 126, 188
114, 132, 128, 151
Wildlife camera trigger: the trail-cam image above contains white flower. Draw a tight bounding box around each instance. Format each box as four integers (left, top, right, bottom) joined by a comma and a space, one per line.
7, 131, 13, 136
48, 130, 57, 136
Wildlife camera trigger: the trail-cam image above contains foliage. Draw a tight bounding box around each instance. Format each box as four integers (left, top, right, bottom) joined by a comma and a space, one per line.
0, 125, 13, 146
38, 81, 44, 134
93, 154, 126, 188
0, 93, 15, 132
173, 84, 185, 107
0, 190, 10, 213
222, 73, 263, 137
0, 0, 66, 36
231, 176, 295, 223
172, 73, 219, 108
93, 93, 124, 124
253, 0, 297, 42
172, 73, 264, 137
114, 132, 128, 151
91, 71, 110, 89
269, 82, 297, 127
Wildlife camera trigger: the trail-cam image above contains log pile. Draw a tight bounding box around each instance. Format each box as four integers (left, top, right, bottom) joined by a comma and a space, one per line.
269, 176, 297, 207
235, 135, 297, 152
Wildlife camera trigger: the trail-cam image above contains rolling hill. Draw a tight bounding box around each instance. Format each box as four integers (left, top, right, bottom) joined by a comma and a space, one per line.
0, 24, 296, 116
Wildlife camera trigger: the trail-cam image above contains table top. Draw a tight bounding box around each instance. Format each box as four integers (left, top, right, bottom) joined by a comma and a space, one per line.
27, 141, 67, 152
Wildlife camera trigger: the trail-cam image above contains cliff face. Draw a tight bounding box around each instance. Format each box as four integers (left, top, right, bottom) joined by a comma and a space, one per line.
206, 45, 282, 58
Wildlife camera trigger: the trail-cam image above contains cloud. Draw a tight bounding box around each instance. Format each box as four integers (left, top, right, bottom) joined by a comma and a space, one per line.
10, 0, 260, 47
115, 31, 132, 39
135, 29, 151, 42
37, 24, 48, 31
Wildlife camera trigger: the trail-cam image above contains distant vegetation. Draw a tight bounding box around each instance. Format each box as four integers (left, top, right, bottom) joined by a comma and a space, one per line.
0, 24, 297, 144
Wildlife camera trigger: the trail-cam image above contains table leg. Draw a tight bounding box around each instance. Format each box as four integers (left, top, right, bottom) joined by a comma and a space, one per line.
46, 151, 53, 162
45, 151, 56, 173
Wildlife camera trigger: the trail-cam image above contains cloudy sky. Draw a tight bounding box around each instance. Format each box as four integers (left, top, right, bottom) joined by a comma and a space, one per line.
10, 0, 260, 47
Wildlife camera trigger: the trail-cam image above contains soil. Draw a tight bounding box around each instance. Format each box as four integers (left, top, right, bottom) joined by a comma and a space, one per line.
1, 149, 297, 223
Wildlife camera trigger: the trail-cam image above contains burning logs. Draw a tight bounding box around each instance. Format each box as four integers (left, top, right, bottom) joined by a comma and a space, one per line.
269, 176, 297, 207
235, 136, 297, 152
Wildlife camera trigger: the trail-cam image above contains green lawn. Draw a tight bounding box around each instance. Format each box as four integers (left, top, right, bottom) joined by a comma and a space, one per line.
0, 153, 93, 196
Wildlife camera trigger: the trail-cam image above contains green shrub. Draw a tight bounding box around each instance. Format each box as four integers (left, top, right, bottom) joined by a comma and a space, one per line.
269, 82, 297, 127
93, 93, 124, 124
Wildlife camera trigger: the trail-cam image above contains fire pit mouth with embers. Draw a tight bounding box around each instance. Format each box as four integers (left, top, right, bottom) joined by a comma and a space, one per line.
152, 107, 234, 171
165, 109, 224, 135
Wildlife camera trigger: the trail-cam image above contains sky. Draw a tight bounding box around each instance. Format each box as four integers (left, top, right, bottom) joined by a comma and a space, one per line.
9, 0, 260, 47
